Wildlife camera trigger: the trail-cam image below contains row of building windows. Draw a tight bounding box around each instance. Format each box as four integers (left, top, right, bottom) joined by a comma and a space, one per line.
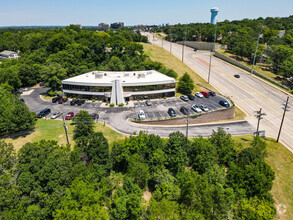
62, 83, 176, 93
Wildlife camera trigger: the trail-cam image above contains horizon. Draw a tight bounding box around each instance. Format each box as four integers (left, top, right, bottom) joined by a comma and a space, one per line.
0, 0, 292, 27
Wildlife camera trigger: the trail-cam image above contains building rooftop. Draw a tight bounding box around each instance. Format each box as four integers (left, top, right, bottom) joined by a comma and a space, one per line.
0, 50, 17, 56
62, 70, 175, 86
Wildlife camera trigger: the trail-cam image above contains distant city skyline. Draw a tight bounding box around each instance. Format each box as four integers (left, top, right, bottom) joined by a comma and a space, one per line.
0, 0, 292, 27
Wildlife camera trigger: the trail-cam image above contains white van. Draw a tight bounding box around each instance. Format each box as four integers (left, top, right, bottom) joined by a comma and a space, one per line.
138, 110, 146, 120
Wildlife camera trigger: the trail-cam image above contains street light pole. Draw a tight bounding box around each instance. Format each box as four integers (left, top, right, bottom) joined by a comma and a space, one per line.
251, 32, 261, 75
182, 23, 187, 62
208, 21, 217, 84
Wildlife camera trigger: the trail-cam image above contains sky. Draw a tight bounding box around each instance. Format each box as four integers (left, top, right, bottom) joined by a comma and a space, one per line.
0, 0, 292, 26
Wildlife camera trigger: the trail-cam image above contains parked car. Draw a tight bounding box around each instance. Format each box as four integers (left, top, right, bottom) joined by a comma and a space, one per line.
19, 98, 25, 102
180, 106, 189, 115
65, 112, 74, 120
219, 100, 230, 107
187, 94, 195, 100
168, 108, 177, 117
52, 97, 60, 103
37, 108, 51, 118
51, 112, 62, 119
191, 104, 202, 113
200, 105, 209, 112
76, 99, 85, 106
209, 91, 216, 96
195, 92, 204, 98
234, 74, 240, 78
90, 113, 99, 120
58, 98, 68, 104
180, 95, 189, 101
145, 100, 153, 106
70, 99, 77, 105
138, 110, 146, 120
200, 91, 210, 98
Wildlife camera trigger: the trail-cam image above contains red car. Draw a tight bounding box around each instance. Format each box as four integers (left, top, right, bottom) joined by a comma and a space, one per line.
58, 98, 68, 104
200, 91, 210, 98
65, 112, 74, 120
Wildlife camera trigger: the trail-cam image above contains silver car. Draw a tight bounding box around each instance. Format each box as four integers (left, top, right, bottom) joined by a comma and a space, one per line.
51, 112, 62, 119
191, 104, 202, 113
200, 105, 209, 112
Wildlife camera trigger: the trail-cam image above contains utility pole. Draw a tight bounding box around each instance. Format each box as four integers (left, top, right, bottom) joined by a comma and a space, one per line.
208, 21, 217, 84
251, 32, 261, 75
169, 26, 172, 53
254, 108, 266, 135
186, 113, 189, 143
277, 96, 290, 142
182, 23, 187, 62
62, 113, 70, 145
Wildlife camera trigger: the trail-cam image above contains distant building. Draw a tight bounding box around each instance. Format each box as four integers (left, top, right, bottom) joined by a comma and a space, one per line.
73, 24, 82, 29
0, 50, 20, 60
134, 24, 147, 30
111, 22, 124, 29
99, 23, 110, 30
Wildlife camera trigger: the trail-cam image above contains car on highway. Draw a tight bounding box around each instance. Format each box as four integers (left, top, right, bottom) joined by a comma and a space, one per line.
76, 99, 85, 106
58, 98, 68, 104
191, 104, 202, 113
209, 91, 216, 96
51, 112, 62, 119
138, 110, 146, 120
52, 97, 60, 103
195, 92, 204, 98
65, 112, 74, 120
180, 95, 189, 101
234, 74, 240, 78
145, 100, 153, 106
37, 108, 51, 118
187, 94, 195, 100
200, 105, 209, 112
200, 91, 210, 98
90, 113, 99, 120
219, 100, 230, 107
168, 108, 177, 117
180, 106, 189, 115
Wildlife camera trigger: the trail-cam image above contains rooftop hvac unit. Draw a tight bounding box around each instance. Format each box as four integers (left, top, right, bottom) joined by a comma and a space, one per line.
138, 73, 145, 78
124, 73, 129, 77
95, 72, 103, 79
147, 71, 152, 75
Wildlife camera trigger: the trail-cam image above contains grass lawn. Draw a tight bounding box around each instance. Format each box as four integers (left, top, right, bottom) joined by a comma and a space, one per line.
233, 136, 293, 220
141, 43, 216, 93
4, 119, 126, 151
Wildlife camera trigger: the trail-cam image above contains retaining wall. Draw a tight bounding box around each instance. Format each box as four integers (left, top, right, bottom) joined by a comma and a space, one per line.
177, 41, 226, 51
134, 107, 235, 126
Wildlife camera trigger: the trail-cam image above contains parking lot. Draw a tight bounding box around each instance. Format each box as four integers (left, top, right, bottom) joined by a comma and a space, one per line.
132, 95, 228, 120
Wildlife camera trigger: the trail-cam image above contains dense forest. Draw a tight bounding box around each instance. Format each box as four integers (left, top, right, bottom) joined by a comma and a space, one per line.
0, 25, 177, 93
154, 16, 293, 77
0, 111, 276, 219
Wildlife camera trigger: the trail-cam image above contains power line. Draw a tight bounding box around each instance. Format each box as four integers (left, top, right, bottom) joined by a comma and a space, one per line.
254, 108, 266, 135
277, 96, 290, 143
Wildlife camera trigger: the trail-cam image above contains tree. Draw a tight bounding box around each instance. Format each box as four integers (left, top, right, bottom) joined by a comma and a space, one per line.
40, 62, 67, 90
177, 73, 194, 94
73, 110, 94, 140
0, 87, 36, 136
148, 198, 180, 220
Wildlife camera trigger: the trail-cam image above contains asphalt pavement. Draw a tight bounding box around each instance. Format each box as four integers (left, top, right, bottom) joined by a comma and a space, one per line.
142, 32, 293, 152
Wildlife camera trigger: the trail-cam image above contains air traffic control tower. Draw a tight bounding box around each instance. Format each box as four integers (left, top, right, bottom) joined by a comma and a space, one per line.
210, 7, 219, 24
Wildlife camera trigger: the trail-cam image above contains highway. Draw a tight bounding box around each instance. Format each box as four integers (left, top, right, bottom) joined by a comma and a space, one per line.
143, 32, 293, 152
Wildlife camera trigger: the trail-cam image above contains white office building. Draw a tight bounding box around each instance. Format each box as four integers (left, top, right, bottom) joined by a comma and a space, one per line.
62, 70, 176, 105
0, 50, 20, 60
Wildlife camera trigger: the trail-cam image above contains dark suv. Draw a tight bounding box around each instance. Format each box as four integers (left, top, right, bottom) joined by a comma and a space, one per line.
37, 108, 51, 118
168, 108, 177, 117
76, 99, 85, 106
58, 98, 68, 104
180, 106, 189, 115
52, 97, 60, 103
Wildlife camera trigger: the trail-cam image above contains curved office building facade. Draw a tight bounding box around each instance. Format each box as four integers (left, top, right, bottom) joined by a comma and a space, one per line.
62, 70, 176, 105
